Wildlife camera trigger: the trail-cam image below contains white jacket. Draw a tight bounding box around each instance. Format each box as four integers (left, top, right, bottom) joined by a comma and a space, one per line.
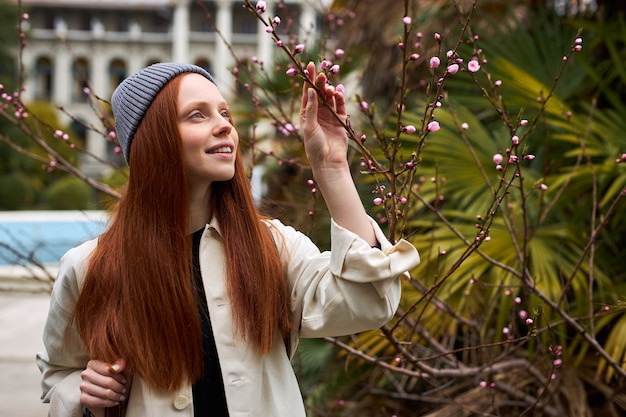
37, 217, 420, 416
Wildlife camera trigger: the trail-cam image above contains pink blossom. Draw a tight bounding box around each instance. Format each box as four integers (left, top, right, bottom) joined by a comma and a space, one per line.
520, 119, 528, 126
467, 59, 480, 72
276, 40, 283, 47
494, 80, 502, 87
526, 318, 534, 325
403, 16, 411, 25
434, 33, 441, 41
409, 53, 420, 61
321, 60, 331, 69
334, 48, 344, 58
519, 310, 528, 319
373, 197, 383, 205
524, 154, 536, 160
285, 68, 297, 76
427, 121, 440, 132
294, 44, 304, 54
335, 84, 345, 93
446, 50, 454, 59
492, 153, 503, 164
255, 1, 267, 13
108, 131, 116, 139
508, 155, 518, 164
22, 13, 29, 20
329, 64, 340, 74
512, 135, 519, 145
403, 125, 417, 134
429, 56, 440, 68
447, 64, 459, 74
479, 381, 488, 388
575, 37, 583, 45
540, 183, 548, 191
574, 45, 582, 52
461, 123, 469, 130
265, 26, 273, 33
272, 16, 281, 26
553, 359, 562, 368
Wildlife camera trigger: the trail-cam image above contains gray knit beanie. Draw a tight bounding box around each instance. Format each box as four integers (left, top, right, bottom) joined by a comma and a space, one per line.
111, 62, 216, 165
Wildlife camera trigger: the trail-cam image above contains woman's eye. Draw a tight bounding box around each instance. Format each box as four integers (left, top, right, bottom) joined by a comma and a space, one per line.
190, 112, 203, 119
220, 110, 231, 118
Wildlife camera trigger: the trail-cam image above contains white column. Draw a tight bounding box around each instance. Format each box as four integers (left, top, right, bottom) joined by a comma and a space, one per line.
90, 48, 107, 97
214, 0, 233, 90
52, 17, 71, 106
172, 0, 191, 63
21, 47, 34, 102
257, 0, 274, 68
299, 3, 317, 44
52, 47, 71, 106
83, 48, 108, 176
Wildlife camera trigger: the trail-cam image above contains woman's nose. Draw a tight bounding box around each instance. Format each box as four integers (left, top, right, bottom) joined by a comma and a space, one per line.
213, 116, 232, 136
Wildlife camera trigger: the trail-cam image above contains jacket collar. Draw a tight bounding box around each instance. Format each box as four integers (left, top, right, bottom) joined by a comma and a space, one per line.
206, 215, 223, 237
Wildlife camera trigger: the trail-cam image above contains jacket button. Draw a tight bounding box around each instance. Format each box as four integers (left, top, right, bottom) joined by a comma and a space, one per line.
173, 394, 190, 410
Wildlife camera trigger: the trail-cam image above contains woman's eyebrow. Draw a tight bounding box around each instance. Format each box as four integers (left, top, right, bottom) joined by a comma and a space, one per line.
180, 100, 229, 111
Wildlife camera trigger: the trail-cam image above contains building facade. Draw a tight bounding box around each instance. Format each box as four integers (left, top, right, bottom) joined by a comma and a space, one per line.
17, 0, 319, 174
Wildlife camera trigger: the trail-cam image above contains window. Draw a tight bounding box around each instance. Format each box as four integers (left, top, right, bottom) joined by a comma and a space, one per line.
34, 57, 53, 101
191, 1, 216, 32
108, 60, 127, 95
115, 15, 129, 32
233, 5, 256, 34
72, 58, 90, 103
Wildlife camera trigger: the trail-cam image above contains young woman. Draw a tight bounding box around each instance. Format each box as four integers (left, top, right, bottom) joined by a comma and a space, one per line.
37, 62, 420, 417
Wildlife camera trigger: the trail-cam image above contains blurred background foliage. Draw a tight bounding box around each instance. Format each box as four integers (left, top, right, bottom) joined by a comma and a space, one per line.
278, 1, 626, 416
0, 0, 88, 210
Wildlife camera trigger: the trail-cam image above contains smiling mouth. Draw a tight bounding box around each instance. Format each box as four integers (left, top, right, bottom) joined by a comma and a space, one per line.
207, 146, 233, 154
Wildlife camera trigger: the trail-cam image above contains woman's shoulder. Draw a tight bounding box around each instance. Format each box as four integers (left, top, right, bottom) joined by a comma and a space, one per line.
50, 237, 99, 312
262, 218, 318, 255
60, 237, 98, 266
56, 237, 99, 285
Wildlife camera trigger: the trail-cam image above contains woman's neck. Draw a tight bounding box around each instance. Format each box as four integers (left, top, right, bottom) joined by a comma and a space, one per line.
188, 185, 212, 233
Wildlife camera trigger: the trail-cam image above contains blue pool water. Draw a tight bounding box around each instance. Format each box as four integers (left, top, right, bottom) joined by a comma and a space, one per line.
0, 211, 108, 266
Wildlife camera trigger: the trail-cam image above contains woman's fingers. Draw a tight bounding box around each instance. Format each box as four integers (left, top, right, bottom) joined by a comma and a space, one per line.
80, 360, 128, 408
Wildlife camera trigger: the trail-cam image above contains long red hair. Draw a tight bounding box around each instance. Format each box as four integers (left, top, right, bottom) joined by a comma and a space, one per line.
73, 75, 293, 391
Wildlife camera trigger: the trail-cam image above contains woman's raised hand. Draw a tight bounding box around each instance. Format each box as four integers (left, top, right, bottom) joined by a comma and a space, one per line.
299, 61, 349, 171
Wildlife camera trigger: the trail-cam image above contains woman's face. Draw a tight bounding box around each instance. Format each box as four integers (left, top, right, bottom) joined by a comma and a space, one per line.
177, 73, 239, 191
